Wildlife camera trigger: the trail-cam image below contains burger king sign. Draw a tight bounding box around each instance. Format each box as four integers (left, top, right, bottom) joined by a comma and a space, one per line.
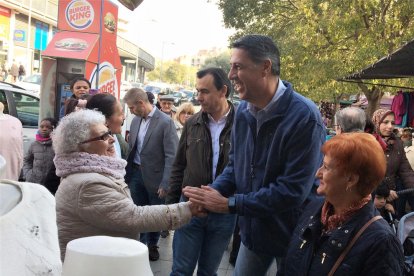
90, 62, 119, 97
65, 0, 94, 30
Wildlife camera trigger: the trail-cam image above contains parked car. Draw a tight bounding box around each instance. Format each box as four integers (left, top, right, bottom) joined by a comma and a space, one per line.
0, 82, 39, 154
144, 82, 173, 104
190, 91, 200, 106
172, 91, 189, 106
15, 73, 41, 94
130, 82, 144, 89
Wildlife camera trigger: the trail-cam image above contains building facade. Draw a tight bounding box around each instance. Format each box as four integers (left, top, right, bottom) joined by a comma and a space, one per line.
0, 0, 154, 82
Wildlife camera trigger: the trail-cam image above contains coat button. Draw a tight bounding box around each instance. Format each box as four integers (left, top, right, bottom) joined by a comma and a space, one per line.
331, 240, 336, 245
309, 223, 313, 226
310, 216, 313, 219
344, 230, 349, 233
338, 243, 342, 247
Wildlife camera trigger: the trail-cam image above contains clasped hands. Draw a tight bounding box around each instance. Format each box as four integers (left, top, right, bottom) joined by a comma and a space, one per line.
184, 185, 229, 216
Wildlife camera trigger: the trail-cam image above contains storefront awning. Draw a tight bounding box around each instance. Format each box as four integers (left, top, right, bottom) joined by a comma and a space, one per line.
42, 31, 99, 63
343, 39, 414, 80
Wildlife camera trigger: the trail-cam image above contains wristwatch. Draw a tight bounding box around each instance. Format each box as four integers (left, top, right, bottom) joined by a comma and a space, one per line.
228, 196, 237, 214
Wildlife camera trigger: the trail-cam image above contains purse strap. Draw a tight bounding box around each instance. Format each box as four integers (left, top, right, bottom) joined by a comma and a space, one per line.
327, 215, 382, 276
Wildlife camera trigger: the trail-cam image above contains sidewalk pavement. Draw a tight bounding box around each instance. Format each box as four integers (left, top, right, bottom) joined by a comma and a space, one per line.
149, 231, 277, 276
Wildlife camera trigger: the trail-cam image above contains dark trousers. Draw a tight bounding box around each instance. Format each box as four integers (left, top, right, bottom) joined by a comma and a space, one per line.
125, 164, 164, 245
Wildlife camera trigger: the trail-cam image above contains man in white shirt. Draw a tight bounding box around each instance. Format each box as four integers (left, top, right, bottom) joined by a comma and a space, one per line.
167, 68, 236, 276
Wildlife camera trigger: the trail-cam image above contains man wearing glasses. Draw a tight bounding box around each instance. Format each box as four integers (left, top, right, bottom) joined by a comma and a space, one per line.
123, 88, 178, 261
333, 107, 366, 135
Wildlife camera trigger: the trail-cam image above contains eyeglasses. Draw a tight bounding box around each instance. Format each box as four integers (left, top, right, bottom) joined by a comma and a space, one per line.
79, 130, 113, 144
180, 112, 194, 116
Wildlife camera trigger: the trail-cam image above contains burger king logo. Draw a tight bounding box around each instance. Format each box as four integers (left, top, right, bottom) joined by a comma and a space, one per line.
65, 0, 94, 30
90, 62, 118, 97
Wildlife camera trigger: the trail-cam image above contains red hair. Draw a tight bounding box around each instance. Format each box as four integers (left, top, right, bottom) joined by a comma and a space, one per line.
322, 133, 386, 196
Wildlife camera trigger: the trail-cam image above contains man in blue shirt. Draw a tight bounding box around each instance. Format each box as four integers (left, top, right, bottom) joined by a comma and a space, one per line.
184, 34, 325, 275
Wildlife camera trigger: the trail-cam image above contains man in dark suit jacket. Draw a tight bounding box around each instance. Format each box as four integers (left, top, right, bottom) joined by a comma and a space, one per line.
123, 88, 179, 261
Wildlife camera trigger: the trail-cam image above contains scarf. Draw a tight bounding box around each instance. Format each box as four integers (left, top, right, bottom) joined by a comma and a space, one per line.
320, 194, 371, 232
54, 152, 127, 179
36, 132, 51, 142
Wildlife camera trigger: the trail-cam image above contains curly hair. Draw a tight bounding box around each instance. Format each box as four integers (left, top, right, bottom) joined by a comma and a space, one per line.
52, 109, 106, 154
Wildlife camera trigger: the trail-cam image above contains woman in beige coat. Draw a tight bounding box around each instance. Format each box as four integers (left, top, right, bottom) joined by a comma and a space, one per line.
53, 109, 202, 260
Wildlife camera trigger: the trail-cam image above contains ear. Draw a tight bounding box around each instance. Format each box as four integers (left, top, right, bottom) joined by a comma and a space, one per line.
263, 59, 272, 76
347, 173, 359, 188
221, 85, 228, 97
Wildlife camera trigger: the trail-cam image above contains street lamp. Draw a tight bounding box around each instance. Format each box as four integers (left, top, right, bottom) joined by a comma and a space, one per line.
159, 41, 174, 82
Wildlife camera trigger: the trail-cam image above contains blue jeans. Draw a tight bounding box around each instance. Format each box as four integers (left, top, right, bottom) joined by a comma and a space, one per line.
234, 243, 284, 276
125, 164, 164, 245
171, 212, 236, 276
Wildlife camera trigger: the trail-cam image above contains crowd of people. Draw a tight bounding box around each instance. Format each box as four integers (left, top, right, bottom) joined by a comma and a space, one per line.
1, 59, 25, 83
0, 34, 413, 275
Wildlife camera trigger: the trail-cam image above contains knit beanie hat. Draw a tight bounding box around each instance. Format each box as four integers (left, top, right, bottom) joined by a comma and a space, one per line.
371, 109, 394, 134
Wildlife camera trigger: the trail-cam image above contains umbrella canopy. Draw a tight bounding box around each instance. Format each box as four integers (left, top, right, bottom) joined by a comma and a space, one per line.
343, 39, 414, 80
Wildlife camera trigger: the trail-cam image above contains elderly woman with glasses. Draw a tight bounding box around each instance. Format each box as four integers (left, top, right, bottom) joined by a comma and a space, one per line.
284, 133, 404, 275
53, 109, 202, 260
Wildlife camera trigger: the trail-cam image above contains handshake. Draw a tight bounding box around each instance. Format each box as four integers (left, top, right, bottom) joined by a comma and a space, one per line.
183, 185, 231, 217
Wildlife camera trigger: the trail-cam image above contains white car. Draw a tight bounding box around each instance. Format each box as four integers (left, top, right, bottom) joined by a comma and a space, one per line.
0, 82, 39, 154
15, 73, 41, 94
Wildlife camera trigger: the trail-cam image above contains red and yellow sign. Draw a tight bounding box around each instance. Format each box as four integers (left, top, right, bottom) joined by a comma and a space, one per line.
65, 0, 94, 30
89, 61, 119, 97
0, 6, 11, 41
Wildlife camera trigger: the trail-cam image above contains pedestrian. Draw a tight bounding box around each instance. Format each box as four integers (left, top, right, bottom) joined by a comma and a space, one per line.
59, 77, 91, 118
183, 34, 325, 275
371, 109, 414, 218
159, 94, 176, 118
10, 60, 18, 83
167, 68, 236, 276
333, 107, 366, 134
123, 88, 179, 261
283, 133, 405, 275
173, 102, 195, 137
52, 109, 203, 260
0, 102, 23, 180
18, 63, 25, 81
23, 117, 57, 184
86, 93, 129, 159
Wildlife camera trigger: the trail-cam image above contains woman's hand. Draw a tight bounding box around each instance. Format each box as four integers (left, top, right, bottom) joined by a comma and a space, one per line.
188, 202, 208, 217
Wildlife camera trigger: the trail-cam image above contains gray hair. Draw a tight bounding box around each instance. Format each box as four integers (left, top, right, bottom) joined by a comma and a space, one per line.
52, 109, 106, 154
335, 107, 366, 133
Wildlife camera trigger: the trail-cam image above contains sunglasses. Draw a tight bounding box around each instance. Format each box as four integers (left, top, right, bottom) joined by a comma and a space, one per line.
79, 130, 113, 144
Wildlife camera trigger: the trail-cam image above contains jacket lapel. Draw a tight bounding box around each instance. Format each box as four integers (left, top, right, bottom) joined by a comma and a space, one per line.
130, 117, 142, 148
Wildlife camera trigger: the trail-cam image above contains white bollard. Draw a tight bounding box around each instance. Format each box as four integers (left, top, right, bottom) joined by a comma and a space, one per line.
62, 236, 153, 276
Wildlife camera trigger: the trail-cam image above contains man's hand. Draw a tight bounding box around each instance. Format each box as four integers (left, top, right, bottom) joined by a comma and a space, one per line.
158, 188, 167, 198
183, 185, 229, 213
387, 190, 398, 202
